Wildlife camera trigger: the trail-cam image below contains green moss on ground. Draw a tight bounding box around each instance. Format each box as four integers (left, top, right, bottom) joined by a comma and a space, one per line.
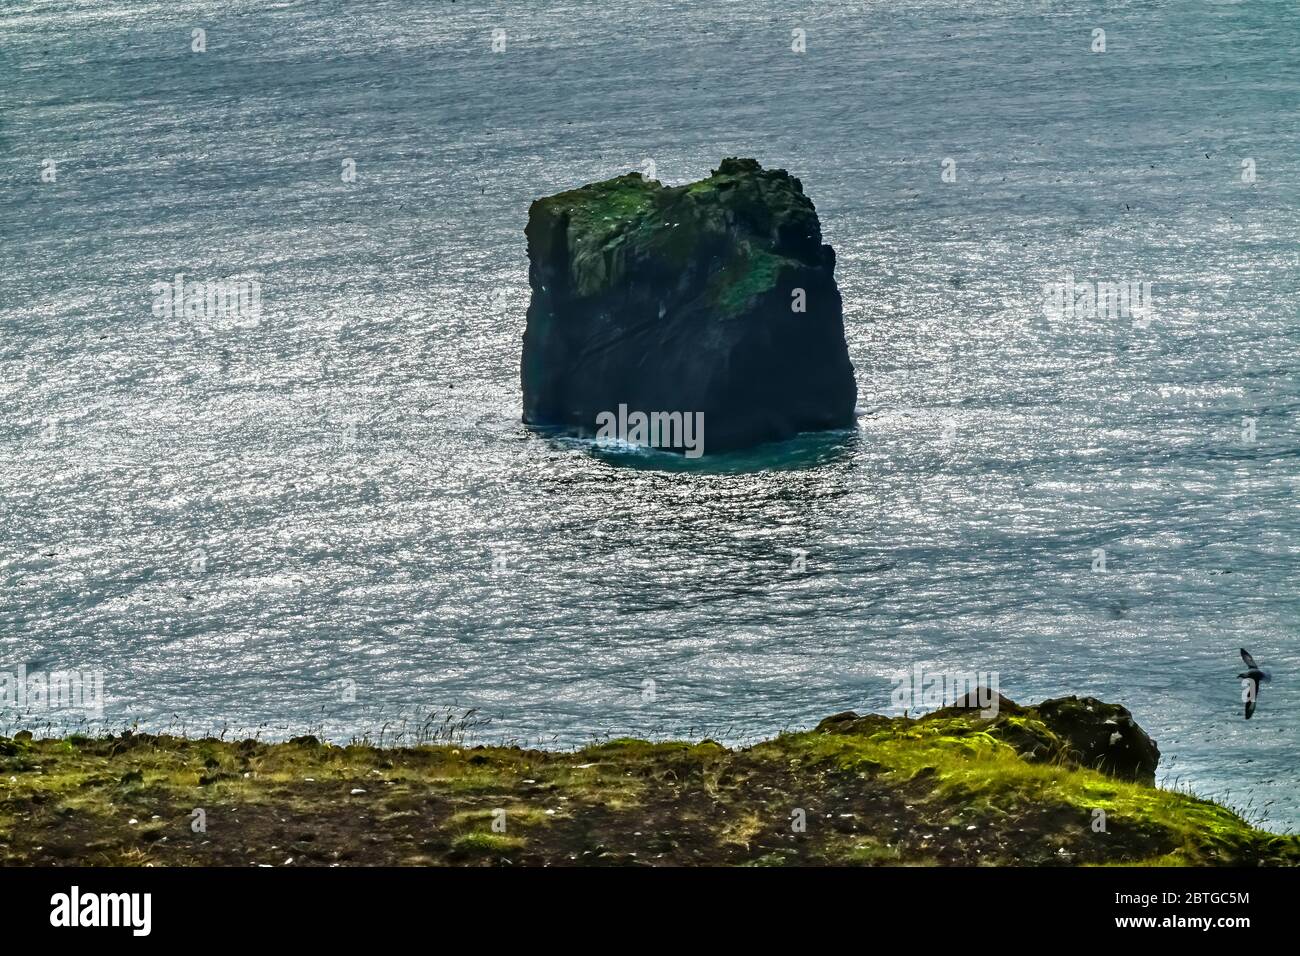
0, 712, 1292, 867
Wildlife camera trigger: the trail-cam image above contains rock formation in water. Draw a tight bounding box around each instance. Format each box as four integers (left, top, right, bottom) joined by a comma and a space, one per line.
520, 158, 857, 455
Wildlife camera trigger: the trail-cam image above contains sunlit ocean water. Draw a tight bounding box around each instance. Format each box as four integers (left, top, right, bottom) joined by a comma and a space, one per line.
1, 1, 1297, 829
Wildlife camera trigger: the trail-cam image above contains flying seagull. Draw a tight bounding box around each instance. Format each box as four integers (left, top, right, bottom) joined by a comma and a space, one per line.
1237, 648, 1271, 720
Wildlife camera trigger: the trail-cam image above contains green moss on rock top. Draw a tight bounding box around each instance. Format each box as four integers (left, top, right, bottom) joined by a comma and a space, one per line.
527, 157, 824, 311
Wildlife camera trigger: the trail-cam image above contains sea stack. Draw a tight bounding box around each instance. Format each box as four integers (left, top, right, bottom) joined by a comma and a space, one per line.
520, 158, 857, 455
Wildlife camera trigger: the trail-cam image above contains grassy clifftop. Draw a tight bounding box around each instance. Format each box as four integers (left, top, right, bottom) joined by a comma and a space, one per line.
1, 704, 1293, 866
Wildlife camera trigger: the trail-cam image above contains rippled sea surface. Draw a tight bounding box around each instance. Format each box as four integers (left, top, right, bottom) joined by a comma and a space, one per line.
2, 1, 1297, 829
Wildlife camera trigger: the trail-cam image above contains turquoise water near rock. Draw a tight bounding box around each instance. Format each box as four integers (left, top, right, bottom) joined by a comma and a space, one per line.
1, 1, 1297, 830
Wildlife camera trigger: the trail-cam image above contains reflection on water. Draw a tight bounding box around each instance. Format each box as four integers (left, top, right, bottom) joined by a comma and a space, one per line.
1, 0, 1297, 831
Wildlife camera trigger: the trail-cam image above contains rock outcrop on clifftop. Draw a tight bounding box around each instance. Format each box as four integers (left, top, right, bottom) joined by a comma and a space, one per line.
521, 158, 857, 454
818, 692, 1162, 786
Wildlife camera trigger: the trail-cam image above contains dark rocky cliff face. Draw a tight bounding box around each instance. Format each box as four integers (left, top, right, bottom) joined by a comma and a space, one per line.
521, 158, 857, 454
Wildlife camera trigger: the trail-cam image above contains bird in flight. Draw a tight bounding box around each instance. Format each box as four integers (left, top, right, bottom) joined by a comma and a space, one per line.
1237, 648, 1271, 720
